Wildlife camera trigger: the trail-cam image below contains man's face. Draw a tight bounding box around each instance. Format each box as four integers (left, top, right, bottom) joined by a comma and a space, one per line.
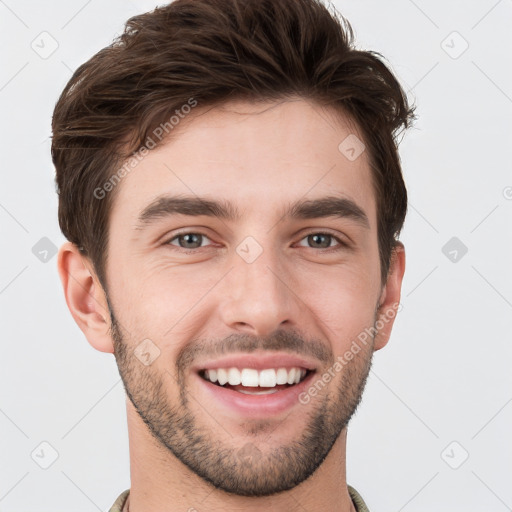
105, 98, 389, 496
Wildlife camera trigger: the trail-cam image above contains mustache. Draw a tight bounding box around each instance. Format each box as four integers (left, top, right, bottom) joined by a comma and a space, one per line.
176, 328, 334, 372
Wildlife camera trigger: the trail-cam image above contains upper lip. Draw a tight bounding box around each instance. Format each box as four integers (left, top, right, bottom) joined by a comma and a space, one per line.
193, 352, 318, 373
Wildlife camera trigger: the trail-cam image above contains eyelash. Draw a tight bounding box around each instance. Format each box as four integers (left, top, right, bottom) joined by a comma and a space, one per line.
163, 230, 348, 253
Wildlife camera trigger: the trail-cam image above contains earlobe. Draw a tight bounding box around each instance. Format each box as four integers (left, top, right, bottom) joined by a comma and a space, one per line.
57, 242, 114, 354
373, 242, 406, 351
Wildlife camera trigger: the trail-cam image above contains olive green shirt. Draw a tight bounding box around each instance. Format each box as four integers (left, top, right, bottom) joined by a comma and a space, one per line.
108, 485, 370, 511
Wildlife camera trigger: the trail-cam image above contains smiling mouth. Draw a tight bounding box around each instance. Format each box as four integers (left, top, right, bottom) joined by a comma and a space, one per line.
199, 367, 313, 395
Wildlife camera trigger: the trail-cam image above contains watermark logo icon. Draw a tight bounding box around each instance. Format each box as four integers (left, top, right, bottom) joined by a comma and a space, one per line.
441, 31, 469, 59
32, 237, 58, 263
338, 134, 366, 161
237, 442, 262, 465
31, 31, 59, 59
31, 441, 59, 469
503, 186, 512, 200
441, 441, 469, 469
442, 236, 468, 263
134, 339, 161, 365
236, 236, 263, 264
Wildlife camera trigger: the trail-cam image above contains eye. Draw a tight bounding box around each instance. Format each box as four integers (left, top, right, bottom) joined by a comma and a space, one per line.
296, 232, 345, 250
163, 230, 347, 253
165, 231, 213, 250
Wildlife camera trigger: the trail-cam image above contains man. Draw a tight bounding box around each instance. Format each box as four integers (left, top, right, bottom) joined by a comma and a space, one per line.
52, 0, 414, 510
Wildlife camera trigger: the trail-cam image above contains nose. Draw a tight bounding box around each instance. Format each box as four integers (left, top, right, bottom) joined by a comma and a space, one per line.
218, 246, 301, 337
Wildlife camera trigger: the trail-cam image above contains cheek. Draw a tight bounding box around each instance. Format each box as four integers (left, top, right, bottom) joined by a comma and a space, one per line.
110, 259, 219, 338
295, 265, 378, 346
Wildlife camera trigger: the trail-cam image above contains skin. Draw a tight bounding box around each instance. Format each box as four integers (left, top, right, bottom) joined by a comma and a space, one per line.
58, 98, 405, 512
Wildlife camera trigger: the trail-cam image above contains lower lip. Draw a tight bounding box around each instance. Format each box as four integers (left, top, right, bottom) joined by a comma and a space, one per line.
194, 371, 316, 418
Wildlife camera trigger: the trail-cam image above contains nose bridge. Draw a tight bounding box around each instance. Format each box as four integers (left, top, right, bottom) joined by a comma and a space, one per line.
218, 237, 299, 335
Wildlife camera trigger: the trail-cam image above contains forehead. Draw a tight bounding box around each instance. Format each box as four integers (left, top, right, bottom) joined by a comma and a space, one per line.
109, 98, 376, 228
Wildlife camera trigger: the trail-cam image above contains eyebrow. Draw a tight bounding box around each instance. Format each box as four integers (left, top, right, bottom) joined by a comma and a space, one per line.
135, 194, 370, 230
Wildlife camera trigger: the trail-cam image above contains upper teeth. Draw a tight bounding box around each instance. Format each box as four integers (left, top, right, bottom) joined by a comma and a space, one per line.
203, 367, 307, 387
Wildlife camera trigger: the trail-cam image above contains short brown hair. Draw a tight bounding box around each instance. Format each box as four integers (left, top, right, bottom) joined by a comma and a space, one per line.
52, 0, 415, 291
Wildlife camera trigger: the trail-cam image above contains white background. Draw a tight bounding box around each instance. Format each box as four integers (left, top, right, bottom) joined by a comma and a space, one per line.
1, 0, 511, 510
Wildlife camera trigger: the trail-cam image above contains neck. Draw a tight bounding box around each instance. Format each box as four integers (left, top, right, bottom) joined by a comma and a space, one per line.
124, 397, 356, 512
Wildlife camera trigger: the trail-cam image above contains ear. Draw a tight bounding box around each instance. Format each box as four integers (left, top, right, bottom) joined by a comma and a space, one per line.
57, 242, 114, 353
373, 242, 406, 351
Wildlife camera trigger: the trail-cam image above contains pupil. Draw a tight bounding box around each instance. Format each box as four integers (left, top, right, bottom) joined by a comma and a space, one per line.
181, 233, 201, 248
310, 234, 329, 248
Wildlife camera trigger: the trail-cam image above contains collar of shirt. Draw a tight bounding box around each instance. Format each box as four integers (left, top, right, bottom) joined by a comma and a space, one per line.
108, 485, 370, 512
